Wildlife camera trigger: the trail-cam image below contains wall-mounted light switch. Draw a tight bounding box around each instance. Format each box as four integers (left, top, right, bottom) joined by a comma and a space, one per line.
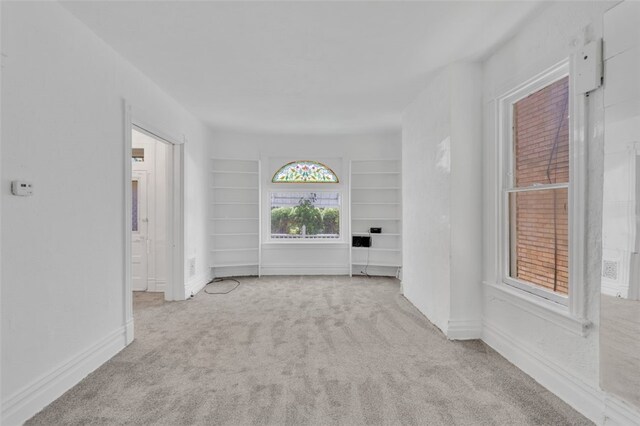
11, 180, 33, 196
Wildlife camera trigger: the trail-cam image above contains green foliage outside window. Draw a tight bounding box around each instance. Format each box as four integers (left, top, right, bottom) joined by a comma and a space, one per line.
271, 194, 339, 237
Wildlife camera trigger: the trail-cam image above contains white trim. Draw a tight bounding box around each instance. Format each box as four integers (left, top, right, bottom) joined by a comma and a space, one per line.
126, 104, 186, 302
601, 280, 629, 298
262, 241, 348, 248
185, 272, 211, 298
125, 319, 134, 346
1, 325, 127, 426
153, 279, 167, 293
484, 281, 591, 336
496, 57, 588, 317
258, 160, 263, 277
482, 319, 640, 426
212, 265, 259, 279
266, 189, 345, 244
482, 319, 603, 423
603, 395, 640, 426
123, 101, 134, 342
260, 265, 350, 275
567, 54, 588, 318
348, 160, 353, 277
446, 319, 482, 340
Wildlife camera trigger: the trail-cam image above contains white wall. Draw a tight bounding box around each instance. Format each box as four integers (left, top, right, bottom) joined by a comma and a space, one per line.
402, 69, 452, 333
480, 1, 616, 423
1, 2, 210, 424
601, 0, 640, 300
401, 62, 483, 338
601, 0, 640, 413
211, 130, 401, 276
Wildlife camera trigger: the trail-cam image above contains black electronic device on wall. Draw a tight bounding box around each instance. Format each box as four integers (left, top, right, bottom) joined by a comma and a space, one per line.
370, 227, 382, 234
352, 236, 371, 247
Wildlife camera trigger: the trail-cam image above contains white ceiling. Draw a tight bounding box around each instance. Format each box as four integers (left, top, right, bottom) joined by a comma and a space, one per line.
61, 1, 545, 134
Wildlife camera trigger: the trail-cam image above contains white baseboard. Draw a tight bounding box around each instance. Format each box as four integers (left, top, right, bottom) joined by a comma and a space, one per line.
482, 319, 640, 425
447, 318, 482, 340
212, 265, 259, 279
185, 272, 210, 298
482, 319, 603, 422
601, 280, 629, 298
352, 265, 401, 277
153, 279, 166, 293
260, 264, 350, 276
125, 318, 135, 345
603, 394, 640, 425
1, 325, 128, 426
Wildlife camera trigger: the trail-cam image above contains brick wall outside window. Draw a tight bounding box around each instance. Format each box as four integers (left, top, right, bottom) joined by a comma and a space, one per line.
511, 77, 569, 295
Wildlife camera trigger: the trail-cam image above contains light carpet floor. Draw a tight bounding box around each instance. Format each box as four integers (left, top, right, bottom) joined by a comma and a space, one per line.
28, 276, 591, 425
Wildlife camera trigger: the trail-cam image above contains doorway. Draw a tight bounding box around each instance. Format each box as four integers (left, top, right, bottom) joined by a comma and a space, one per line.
131, 129, 170, 293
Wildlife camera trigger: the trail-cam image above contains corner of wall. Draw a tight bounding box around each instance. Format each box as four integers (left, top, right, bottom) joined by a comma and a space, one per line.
185, 271, 211, 299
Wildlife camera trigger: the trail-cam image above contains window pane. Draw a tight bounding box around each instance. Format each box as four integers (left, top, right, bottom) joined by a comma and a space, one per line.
272, 161, 338, 183
514, 76, 569, 187
270, 192, 340, 239
132, 180, 138, 232
509, 188, 568, 295
132, 148, 144, 162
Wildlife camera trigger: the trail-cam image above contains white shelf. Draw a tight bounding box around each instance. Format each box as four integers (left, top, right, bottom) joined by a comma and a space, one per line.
211, 171, 258, 175
211, 202, 259, 205
350, 158, 402, 278
211, 217, 259, 221
212, 263, 259, 268
352, 218, 401, 221
351, 172, 400, 175
210, 158, 261, 272
210, 248, 258, 252
352, 262, 401, 267
352, 232, 400, 236
352, 247, 400, 252
211, 186, 258, 190
351, 159, 400, 162
212, 233, 258, 236
351, 187, 400, 190
352, 202, 399, 205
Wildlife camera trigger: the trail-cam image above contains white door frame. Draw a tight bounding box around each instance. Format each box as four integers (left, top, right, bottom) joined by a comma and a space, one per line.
123, 101, 185, 344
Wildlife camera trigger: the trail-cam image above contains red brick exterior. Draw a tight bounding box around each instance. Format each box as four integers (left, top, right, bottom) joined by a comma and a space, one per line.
512, 77, 569, 295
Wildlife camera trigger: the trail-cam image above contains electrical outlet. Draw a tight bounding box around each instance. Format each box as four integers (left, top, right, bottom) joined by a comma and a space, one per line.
188, 258, 196, 277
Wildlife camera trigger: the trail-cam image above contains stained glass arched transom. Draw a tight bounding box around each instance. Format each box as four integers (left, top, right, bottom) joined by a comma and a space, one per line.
272, 161, 339, 183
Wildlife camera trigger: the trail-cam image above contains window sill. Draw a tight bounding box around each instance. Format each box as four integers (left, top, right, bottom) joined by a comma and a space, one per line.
483, 281, 592, 337
262, 241, 348, 248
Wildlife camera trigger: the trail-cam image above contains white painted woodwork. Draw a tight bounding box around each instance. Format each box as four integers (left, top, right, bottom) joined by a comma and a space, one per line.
131, 171, 149, 291
209, 159, 260, 277
350, 159, 402, 277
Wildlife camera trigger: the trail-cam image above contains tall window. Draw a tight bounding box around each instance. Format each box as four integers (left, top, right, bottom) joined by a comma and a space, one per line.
505, 74, 570, 302
270, 192, 340, 239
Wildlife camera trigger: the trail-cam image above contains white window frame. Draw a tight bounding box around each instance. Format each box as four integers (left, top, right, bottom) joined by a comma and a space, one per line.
497, 58, 587, 318
267, 189, 344, 243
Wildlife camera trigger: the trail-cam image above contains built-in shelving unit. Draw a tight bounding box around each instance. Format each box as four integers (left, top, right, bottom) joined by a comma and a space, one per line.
209, 158, 260, 277
350, 159, 402, 277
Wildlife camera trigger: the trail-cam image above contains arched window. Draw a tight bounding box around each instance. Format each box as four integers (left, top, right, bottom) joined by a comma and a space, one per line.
272, 160, 339, 183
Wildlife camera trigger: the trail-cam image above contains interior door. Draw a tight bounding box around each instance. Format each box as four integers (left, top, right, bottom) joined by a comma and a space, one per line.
132, 171, 148, 291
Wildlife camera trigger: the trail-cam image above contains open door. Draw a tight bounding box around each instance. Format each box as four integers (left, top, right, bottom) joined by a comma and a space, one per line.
131, 171, 148, 291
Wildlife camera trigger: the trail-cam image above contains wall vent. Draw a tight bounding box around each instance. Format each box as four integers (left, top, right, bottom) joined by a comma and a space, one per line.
602, 260, 618, 281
